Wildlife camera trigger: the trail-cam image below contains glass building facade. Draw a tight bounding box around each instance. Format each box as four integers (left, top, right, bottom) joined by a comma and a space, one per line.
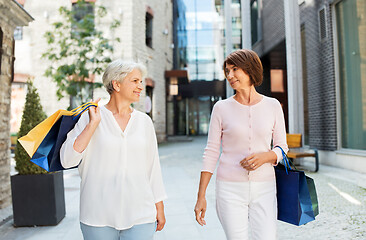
167, 0, 226, 136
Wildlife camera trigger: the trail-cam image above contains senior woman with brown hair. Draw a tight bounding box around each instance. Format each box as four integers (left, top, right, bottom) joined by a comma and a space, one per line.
61, 60, 167, 240
194, 49, 288, 240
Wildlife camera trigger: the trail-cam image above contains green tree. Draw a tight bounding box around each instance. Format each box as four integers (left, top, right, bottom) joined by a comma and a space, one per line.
42, 0, 120, 108
15, 81, 47, 175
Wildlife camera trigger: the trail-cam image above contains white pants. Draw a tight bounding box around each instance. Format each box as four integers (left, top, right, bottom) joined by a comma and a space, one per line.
216, 180, 277, 240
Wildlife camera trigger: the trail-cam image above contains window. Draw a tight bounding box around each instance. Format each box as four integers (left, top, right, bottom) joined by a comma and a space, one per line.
270, 70, 284, 93
251, 0, 262, 44
301, 25, 309, 145
14, 27, 23, 40
146, 86, 153, 117
318, 7, 327, 41
336, 0, 366, 150
71, 1, 95, 38
11, 39, 15, 82
146, 11, 153, 48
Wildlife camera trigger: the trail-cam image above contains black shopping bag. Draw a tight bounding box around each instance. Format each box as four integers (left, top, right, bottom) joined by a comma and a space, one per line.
274, 146, 317, 226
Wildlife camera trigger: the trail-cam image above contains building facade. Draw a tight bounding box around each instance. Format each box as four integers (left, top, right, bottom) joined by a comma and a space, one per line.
254, 0, 366, 173
0, 0, 33, 209
166, 0, 226, 136
13, 0, 173, 142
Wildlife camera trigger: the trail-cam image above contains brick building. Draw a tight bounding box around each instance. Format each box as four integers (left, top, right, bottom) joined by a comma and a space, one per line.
251, 0, 365, 173
13, 0, 173, 142
0, 0, 33, 209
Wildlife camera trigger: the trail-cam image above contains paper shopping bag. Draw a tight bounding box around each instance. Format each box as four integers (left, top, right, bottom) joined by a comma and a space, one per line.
19, 102, 97, 171
30, 115, 81, 172
274, 146, 317, 226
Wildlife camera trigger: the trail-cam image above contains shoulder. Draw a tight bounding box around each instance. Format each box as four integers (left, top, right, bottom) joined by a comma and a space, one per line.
261, 96, 283, 115
213, 97, 233, 110
134, 109, 154, 125
262, 95, 281, 108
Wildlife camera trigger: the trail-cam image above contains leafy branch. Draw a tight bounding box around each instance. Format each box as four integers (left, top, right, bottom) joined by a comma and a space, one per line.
42, 0, 120, 105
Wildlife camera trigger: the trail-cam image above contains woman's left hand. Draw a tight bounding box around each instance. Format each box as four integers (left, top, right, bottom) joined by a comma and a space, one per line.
155, 201, 166, 231
240, 151, 277, 171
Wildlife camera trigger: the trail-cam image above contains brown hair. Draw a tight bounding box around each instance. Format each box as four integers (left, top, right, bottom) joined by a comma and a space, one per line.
223, 49, 263, 86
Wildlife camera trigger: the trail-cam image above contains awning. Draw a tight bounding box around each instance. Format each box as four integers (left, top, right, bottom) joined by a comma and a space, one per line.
164, 70, 189, 84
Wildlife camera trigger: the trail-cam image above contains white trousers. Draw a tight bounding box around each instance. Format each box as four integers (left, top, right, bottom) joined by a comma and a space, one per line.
216, 180, 277, 240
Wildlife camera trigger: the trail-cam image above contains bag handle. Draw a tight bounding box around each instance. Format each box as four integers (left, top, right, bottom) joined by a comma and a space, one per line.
274, 146, 294, 174
70, 102, 98, 120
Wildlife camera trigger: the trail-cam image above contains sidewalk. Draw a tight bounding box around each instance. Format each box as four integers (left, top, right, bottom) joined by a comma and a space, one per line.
1, 136, 365, 239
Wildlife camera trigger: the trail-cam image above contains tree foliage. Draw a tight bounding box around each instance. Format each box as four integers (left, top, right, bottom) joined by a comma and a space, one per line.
15, 81, 48, 175
42, 0, 120, 105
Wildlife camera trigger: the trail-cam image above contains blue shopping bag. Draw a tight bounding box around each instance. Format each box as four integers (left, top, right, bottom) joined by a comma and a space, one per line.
30, 103, 96, 172
274, 146, 316, 226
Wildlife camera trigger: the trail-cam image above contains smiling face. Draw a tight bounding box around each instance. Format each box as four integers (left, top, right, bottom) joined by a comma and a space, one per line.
224, 64, 252, 90
113, 68, 143, 103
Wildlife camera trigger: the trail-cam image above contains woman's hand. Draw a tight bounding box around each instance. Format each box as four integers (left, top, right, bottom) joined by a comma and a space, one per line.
194, 197, 207, 226
88, 98, 101, 127
240, 151, 277, 171
155, 201, 166, 231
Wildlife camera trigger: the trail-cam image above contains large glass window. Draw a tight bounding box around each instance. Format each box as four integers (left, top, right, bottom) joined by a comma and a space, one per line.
184, 0, 223, 81
336, 0, 366, 150
251, 0, 259, 44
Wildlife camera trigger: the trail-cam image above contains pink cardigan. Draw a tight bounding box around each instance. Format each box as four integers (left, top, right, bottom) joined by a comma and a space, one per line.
202, 95, 288, 182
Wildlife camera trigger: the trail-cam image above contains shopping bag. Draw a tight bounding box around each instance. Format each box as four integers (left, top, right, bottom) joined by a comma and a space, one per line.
18, 102, 97, 158
30, 115, 81, 172
19, 102, 97, 171
274, 146, 317, 226
306, 176, 319, 216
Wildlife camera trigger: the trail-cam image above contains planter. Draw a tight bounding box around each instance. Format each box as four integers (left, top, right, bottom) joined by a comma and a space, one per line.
11, 171, 66, 227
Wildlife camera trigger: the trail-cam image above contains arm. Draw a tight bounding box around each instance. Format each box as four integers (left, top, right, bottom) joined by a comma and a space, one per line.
195, 103, 222, 226
148, 120, 167, 231
271, 100, 289, 164
60, 100, 100, 168
194, 171, 212, 226
73, 101, 101, 153
155, 201, 165, 231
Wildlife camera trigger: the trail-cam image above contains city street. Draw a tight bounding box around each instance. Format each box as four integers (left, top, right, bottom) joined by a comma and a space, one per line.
0, 136, 365, 239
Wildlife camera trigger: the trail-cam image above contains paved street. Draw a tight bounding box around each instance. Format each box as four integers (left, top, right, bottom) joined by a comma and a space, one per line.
0, 136, 365, 239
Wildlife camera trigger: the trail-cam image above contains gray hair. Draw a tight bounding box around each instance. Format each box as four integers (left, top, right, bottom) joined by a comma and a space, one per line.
102, 60, 147, 94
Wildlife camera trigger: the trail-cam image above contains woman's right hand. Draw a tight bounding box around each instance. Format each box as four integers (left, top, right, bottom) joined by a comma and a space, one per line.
194, 197, 207, 226
88, 98, 101, 127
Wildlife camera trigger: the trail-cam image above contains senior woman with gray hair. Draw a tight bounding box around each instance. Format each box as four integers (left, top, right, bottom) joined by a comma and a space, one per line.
60, 60, 167, 240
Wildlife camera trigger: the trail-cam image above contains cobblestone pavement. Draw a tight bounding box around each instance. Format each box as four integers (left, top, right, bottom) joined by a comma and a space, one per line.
1, 136, 365, 240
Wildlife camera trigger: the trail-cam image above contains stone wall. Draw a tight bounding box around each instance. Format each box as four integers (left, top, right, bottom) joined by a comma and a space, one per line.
0, 0, 33, 209
0, 21, 13, 209
132, 0, 173, 142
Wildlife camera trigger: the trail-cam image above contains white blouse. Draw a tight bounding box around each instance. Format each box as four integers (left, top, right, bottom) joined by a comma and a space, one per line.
60, 106, 167, 230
